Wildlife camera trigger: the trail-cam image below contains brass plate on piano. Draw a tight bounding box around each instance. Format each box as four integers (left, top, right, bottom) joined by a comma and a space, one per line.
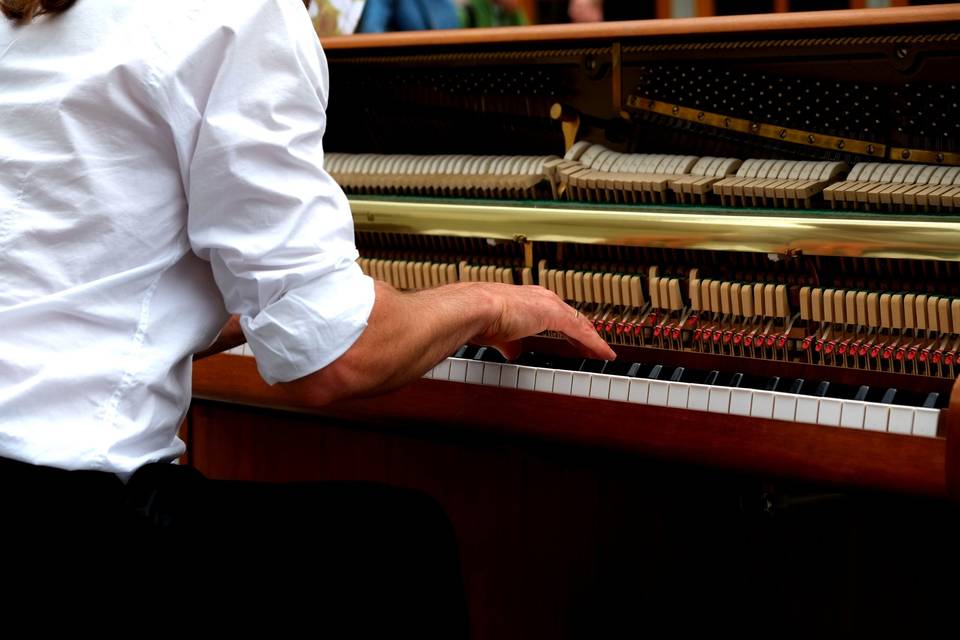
349, 198, 960, 262
626, 95, 886, 159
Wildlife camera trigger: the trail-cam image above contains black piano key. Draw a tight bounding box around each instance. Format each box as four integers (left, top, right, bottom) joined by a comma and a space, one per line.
646, 364, 663, 380
453, 345, 471, 359
788, 378, 805, 395
523, 353, 581, 370
679, 368, 710, 384
740, 374, 770, 390
674, 367, 710, 384
626, 362, 643, 378
703, 370, 720, 386
553, 356, 586, 370
604, 359, 636, 376
923, 392, 940, 409
881, 388, 898, 405
764, 376, 781, 392
853, 385, 870, 402
814, 381, 830, 397
516, 352, 538, 366
579, 359, 609, 373
669, 367, 685, 382
727, 372, 744, 388
477, 347, 506, 363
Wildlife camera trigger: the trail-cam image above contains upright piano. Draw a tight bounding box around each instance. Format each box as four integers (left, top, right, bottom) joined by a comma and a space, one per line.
191, 6, 960, 637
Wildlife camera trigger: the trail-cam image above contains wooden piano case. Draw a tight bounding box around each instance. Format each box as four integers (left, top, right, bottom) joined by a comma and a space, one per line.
190, 7, 960, 638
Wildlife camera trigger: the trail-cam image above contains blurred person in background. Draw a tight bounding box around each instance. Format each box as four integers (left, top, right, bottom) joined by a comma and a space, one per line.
357, 0, 460, 31
567, 0, 655, 23
459, 0, 528, 27
568, 0, 601, 22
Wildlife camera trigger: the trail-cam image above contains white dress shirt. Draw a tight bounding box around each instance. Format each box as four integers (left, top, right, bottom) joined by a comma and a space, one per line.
0, 0, 375, 474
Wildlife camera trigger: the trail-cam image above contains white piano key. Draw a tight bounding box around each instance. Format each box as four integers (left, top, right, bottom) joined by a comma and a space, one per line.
240, 344, 251, 357
572, 372, 592, 398
465, 361, 484, 385
887, 407, 914, 435
517, 366, 537, 391
912, 408, 940, 438
609, 376, 630, 402
481, 363, 502, 386
422, 366, 433, 379
553, 370, 573, 395
707, 387, 731, 414
648, 380, 670, 406
535, 369, 556, 393
666, 382, 690, 409
817, 398, 843, 427
448, 359, 468, 383
749, 391, 775, 419
729, 389, 753, 416
432, 359, 451, 381
772, 393, 797, 422
795, 397, 819, 424
687, 384, 710, 411
628, 379, 650, 404
839, 400, 866, 429
499, 364, 519, 389
863, 404, 890, 432
588, 374, 612, 400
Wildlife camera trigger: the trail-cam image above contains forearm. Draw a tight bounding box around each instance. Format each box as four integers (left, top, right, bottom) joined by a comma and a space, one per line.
193, 315, 245, 360
278, 280, 499, 407
278, 278, 614, 408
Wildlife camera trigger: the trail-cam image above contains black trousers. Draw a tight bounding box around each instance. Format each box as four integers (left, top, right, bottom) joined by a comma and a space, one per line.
2, 457, 468, 636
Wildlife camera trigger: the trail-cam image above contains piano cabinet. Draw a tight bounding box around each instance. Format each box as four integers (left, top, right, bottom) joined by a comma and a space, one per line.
192, 350, 956, 498
186, 6, 960, 636
189, 352, 960, 638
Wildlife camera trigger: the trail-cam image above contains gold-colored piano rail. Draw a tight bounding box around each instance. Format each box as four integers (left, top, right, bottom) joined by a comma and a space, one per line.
349, 198, 960, 262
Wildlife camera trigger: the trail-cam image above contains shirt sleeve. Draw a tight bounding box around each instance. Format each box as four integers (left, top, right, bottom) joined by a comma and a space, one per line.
160, 0, 374, 384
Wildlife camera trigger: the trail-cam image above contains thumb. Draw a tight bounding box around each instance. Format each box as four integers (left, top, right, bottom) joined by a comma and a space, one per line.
491, 340, 523, 362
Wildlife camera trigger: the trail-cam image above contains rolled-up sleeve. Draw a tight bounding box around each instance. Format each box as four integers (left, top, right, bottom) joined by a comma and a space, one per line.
165, 0, 374, 384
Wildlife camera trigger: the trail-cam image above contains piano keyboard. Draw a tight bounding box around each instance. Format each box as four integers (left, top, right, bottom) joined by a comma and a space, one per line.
223, 345, 940, 439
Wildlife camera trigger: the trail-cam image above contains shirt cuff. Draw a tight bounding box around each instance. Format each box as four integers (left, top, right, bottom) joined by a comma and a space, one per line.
239, 264, 375, 385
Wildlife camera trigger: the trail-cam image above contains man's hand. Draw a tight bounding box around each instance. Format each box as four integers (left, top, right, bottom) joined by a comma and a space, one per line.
278, 280, 616, 408
473, 283, 615, 361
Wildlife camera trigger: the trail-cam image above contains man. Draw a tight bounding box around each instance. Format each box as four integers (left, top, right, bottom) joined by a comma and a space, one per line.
0, 0, 613, 630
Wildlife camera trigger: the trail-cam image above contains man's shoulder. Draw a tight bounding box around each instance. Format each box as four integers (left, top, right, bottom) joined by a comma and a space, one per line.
130, 0, 315, 75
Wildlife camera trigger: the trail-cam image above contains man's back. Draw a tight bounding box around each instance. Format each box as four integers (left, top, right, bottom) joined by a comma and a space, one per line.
0, 0, 368, 473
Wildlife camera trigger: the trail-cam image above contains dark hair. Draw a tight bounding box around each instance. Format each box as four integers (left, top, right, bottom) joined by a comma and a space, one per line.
1, 0, 77, 22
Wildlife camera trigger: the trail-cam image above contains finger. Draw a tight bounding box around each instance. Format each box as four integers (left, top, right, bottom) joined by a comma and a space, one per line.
492, 339, 522, 362
551, 307, 616, 360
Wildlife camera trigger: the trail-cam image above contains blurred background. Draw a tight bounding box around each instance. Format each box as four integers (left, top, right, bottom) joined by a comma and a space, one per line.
308, 0, 960, 35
